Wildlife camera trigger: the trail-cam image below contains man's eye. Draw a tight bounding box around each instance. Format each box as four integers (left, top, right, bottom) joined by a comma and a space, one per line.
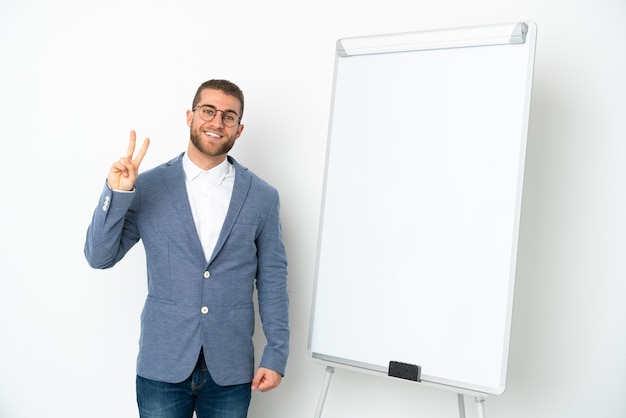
203, 109, 216, 116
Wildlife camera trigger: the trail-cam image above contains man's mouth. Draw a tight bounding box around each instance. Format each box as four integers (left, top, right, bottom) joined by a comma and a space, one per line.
204, 131, 221, 139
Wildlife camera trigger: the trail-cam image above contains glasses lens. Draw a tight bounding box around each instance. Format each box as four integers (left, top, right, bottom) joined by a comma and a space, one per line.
197, 106, 215, 122
221, 111, 239, 127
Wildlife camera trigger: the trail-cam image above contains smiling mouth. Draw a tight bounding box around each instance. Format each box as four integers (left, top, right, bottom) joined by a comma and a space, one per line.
204, 131, 221, 139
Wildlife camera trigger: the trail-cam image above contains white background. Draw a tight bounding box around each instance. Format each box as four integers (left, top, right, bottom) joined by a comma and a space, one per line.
0, 1, 624, 417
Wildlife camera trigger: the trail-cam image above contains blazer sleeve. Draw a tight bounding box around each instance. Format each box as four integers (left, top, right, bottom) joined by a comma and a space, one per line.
84, 182, 140, 269
255, 190, 290, 375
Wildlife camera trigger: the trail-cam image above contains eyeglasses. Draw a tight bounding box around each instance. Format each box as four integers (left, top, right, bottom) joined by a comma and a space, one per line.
192, 105, 241, 127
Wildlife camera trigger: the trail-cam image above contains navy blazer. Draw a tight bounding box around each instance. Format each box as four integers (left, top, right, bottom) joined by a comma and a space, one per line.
85, 154, 289, 385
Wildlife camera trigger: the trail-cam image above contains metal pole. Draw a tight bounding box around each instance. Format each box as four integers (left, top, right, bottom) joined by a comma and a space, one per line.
457, 394, 466, 418
314, 366, 335, 418
475, 396, 486, 418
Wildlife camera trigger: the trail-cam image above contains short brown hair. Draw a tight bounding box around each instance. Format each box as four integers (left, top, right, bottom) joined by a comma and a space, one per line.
192, 79, 245, 120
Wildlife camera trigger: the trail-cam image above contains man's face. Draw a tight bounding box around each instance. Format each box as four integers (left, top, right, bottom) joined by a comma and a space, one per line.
186, 88, 244, 158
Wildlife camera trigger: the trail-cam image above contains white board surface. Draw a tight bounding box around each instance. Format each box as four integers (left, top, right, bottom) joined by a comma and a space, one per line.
309, 22, 537, 395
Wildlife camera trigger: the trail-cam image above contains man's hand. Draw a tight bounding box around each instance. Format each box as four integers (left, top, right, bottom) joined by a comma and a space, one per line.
251, 367, 282, 392
107, 130, 150, 191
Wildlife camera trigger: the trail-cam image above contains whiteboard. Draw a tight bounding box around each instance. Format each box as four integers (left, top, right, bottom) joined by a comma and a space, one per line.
308, 22, 537, 395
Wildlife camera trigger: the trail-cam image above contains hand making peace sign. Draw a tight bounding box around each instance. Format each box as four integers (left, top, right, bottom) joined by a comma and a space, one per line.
107, 130, 150, 191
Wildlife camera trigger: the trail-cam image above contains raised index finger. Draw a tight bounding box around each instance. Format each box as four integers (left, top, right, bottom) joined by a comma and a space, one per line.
125, 130, 137, 159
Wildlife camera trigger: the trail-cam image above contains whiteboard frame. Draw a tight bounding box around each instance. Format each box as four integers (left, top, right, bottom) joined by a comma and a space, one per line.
308, 21, 537, 397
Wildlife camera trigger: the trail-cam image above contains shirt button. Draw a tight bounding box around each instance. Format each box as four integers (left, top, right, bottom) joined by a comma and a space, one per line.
201, 306, 209, 314
203, 271, 210, 279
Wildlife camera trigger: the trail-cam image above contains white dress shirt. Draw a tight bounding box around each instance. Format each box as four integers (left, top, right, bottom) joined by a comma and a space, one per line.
183, 153, 235, 263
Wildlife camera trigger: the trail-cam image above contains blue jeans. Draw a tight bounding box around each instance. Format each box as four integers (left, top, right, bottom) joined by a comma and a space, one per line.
136, 350, 252, 418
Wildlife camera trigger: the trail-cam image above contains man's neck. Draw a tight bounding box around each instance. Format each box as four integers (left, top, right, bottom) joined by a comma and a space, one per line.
186, 144, 228, 171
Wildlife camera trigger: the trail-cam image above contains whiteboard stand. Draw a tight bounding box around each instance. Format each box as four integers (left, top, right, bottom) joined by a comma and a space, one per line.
457, 395, 487, 418
314, 366, 335, 418
313, 363, 490, 418
475, 396, 487, 418
457, 394, 466, 418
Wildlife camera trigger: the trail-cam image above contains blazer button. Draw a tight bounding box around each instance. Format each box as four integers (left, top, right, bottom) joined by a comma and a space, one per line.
101, 196, 110, 211
201, 306, 209, 314
203, 271, 210, 279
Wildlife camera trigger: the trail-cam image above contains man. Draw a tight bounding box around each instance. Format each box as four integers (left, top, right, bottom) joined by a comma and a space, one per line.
84, 79, 289, 418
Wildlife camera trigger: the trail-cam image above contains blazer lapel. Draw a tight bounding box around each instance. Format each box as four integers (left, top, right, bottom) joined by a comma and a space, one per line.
163, 154, 206, 262
208, 156, 251, 264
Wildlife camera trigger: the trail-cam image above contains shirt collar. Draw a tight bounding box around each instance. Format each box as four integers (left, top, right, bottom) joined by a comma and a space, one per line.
183, 153, 232, 185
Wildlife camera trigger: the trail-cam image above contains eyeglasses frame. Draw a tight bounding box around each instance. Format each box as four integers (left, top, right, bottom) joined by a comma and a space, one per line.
192, 104, 242, 127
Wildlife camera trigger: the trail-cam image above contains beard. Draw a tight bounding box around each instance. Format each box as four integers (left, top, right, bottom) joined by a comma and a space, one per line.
189, 123, 237, 157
